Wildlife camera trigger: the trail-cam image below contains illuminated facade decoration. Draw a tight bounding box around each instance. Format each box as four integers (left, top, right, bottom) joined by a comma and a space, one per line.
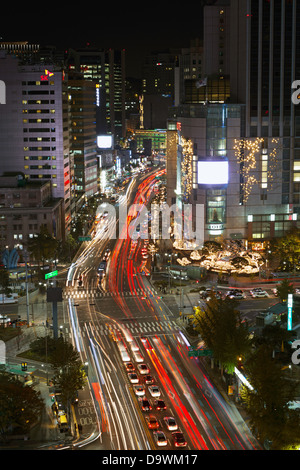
234, 137, 280, 203
181, 137, 194, 202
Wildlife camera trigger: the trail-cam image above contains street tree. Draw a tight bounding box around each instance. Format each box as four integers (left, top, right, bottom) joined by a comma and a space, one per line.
270, 228, 300, 272
27, 225, 59, 273
276, 278, 294, 303
240, 344, 300, 449
0, 371, 44, 441
49, 337, 86, 415
0, 265, 11, 312
192, 296, 251, 374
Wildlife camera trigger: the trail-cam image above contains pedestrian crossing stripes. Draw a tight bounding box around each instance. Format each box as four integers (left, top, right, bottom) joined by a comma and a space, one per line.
63, 288, 157, 299
64, 319, 180, 338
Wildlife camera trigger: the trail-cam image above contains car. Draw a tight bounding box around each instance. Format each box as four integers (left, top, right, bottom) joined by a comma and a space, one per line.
125, 362, 135, 372
251, 290, 268, 298
154, 399, 166, 411
133, 351, 144, 363
133, 385, 145, 396
250, 287, 263, 295
139, 397, 152, 412
137, 364, 150, 375
153, 430, 168, 447
145, 415, 159, 429
164, 416, 178, 431
144, 375, 154, 385
172, 431, 187, 447
129, 340, 139, 352
148, 385, 161, 397
128, 373, 139, 384
228, 292, 244, 299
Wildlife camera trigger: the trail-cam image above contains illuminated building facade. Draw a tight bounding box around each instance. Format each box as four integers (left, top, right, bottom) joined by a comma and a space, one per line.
67, 48, 126, 143
166, 0, 300, 247
0, 52, 71, 236
68, 78, 98, 209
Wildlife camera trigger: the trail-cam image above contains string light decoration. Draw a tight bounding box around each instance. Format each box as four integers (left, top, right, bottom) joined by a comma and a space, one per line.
181, 137, 194, 201
234, 137, 279, 203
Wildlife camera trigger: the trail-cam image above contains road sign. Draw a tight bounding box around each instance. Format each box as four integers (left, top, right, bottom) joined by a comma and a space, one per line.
78, 236, 91, 241
188, 349, 212, 357
45, 270, 58, 280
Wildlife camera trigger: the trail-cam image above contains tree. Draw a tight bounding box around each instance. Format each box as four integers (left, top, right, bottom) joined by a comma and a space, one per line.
57, 234, 78, 263
0, 371, 44, 440
27, 225, 59, 271
49, 338, 86, 415
240, 344, 300, 449
192, 296, 251, 374
0, 265, 11, 318
54, 364, 86, 412
270, 228, 300, 272
276, 278, 294, 303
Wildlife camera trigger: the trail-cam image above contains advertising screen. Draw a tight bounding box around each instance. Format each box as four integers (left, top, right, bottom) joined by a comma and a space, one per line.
97, 135, 113, 149
197, 160, 228, 185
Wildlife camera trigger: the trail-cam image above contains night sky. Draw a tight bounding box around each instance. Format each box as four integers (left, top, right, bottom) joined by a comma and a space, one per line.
0, 7, 204, 77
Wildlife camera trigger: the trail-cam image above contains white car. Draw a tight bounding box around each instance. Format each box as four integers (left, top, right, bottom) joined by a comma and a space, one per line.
250, 288, 263, 295
133, 385, 145, 396
164, 416, 178, 431
137, 364, 150, 375
251, 290, 268, 298
128, 373, 139, 384
148, 385, 161, 397
153, 430, 168, 447
228, 292, 244, 299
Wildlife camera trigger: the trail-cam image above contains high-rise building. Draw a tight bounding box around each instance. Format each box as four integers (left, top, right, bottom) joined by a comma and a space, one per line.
228, 0, 300, 243
0, 51, 71, 236
68, 76, 98, 210
167, 0, 300, 247
67, 47, 126, 143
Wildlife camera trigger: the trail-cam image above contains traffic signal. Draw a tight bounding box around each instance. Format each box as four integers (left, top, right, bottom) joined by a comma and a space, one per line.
21, 362, 27, 371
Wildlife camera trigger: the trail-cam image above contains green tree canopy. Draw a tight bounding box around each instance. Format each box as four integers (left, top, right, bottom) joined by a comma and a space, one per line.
0, 371, 44, 440
48, 337, 86, 411
240, 344, 300, 449
192, 296, 251, 374
270, 228, 300, 272
27, 225, 59, 267
276, 278, 294, 302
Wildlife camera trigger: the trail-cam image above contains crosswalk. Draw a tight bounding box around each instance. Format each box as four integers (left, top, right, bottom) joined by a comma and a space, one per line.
64, 318, 180, 339
63, 288, 158, 300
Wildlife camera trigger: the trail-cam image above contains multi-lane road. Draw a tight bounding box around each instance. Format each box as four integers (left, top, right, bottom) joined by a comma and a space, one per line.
64, 169, 262, 451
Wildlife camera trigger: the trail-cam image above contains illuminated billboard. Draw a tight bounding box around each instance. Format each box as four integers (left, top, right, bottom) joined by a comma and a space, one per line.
197, 160, 228, 185
97, 135, 113, 149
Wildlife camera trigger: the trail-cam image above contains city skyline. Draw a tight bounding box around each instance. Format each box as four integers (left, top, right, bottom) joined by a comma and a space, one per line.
0, 9, 204, 77
1, 1, 300, 451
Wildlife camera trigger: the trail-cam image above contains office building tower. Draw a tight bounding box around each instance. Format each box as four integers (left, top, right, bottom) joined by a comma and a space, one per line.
67, 47, 126, 143
167, 0, 300, 248
0, 52, 71, 236
68, 76, 98, 209
229, 0, 300, 242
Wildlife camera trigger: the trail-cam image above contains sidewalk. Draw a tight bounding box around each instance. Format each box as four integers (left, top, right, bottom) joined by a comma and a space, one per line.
3, 290, 75, 448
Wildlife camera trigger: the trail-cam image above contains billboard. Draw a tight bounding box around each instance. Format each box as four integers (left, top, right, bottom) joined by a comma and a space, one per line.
197, 160, 228, 185
97, 135, 113, 149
